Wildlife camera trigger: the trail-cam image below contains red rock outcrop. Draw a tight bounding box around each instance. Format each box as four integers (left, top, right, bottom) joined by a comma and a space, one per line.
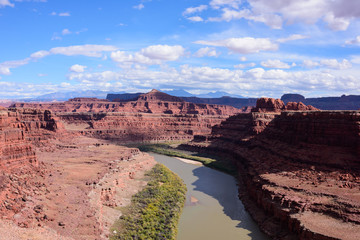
58, 112, 229, 143
0, 108, 63, 219
11, 90, 242, 116
252, 97, 319, 112
185, 99, 360, 240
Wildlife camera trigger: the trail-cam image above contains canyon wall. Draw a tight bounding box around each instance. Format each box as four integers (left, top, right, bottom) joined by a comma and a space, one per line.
58, 112, 229, 143
11, 90, 242, 143
186, 98, 360, 240
0, 108, 62, 219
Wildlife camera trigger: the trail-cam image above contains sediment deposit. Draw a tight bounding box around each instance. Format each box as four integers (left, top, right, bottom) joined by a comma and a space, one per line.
185, 98, 360, 240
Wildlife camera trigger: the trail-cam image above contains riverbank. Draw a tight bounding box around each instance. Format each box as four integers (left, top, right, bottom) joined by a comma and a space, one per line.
110, 164, 186, 240
138, 143, 237, 176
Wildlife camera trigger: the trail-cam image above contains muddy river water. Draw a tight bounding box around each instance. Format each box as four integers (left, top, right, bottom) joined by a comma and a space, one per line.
150, 153, 269, 240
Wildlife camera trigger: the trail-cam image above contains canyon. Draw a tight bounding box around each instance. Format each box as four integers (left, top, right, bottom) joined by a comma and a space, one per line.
184, 98, 360, 239
1, 90, 359, 239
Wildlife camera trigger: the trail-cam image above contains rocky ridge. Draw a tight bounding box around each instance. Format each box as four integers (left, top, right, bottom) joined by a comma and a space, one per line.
185, 98, 360, 239
12, 89, 242, 116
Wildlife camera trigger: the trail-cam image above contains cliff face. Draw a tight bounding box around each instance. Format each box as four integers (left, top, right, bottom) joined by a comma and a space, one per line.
58, 112, 228, 143
0, 108, 63, 218
187, 99, 360, 240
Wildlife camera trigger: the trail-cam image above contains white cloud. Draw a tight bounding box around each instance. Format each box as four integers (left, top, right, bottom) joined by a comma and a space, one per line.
320, 59, 352, 70
0, 45, 117, 76
201, 0, 359, 31
302, 60, 320, 68
277, 34, 309, 43
207, 8, 283, 29
187, 16, 204, 22
0, 58, 31, 75
183, 5, 208, 15
194, 47, 219, 57
345, 36, 360, 45
210, 0, 242, 9
0, 0, 14, 7
49, 45, 118, 57
302, 58, 352, 70
111, 45, 185, 67
261, 59, 292, 69
69, 64, 87, 73
30, 50, 50, 59
62, 29, 71, 35
195, 37, 278, 54
141, 45, 185, 61
133, 3, 144, 10
234, 62, 256, 68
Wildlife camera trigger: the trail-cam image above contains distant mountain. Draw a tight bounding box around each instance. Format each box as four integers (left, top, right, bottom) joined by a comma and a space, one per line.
22, 90, 118, 102
281, 93, 360, 110
163, 89, 194, 97
197, 91, 243, 98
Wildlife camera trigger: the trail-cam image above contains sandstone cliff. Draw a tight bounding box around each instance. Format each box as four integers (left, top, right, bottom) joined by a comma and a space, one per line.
12, 89, 242, 116
186, 98, 360, 240
0, 108, 63, 219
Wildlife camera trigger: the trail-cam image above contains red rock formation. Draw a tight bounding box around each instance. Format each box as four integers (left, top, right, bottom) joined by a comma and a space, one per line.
252, 97, 319, 112
58, 112, 229, 143
11, 90, 242, 116
252, 97, 285, 112
185, 99, 360, 239
285, 102, 319, 111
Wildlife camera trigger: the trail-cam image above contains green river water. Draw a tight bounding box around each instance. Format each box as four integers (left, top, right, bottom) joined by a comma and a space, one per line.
150, 153, 269, 240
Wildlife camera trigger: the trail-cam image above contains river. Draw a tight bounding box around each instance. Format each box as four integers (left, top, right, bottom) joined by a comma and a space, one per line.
150, 153, 269, 240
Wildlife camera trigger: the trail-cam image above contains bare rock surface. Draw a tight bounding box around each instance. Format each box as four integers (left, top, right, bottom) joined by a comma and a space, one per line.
185, 99, 360, 240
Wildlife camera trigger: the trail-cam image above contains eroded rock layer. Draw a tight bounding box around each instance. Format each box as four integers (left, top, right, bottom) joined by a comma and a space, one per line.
11, 90, 242, 116
58, 112, 229, 143
186, 103, 360, 239
0, 108, 62, 219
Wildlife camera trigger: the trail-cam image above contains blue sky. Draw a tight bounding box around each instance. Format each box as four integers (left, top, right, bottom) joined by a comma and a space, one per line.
1, 0, 360, 99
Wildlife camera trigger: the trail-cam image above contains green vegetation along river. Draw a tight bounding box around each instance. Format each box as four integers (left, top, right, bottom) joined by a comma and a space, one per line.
150, 152, 269, 240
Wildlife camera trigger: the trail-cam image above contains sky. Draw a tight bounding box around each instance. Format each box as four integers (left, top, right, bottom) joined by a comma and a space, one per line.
1, 0, 360, 99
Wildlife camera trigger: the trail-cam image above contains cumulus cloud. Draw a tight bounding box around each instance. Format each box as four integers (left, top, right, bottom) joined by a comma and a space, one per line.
195, 0, 359, 31
195, 37, 278, 54
261, 59, 292, 69
345, 36, 360, 45
234, 62, 256, 68
187, 16, 204, 22
69, 64, 87, 73
183, 5, 208, 15
303, 60, 320, 68
320, 59, 352, 70
302, 58, 352, 70
111, 45, 185, 67
194, 47, 219, 57
210, 0, 242, 9
277, 34, 309, 43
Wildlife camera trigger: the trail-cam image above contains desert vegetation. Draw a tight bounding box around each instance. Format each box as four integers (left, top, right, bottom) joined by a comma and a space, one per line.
110, 164, 186, 240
